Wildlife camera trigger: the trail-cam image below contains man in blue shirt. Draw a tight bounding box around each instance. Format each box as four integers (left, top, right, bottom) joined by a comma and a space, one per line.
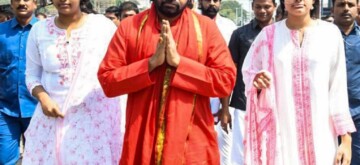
0, 0, 37, 164
333, 0, 360, 164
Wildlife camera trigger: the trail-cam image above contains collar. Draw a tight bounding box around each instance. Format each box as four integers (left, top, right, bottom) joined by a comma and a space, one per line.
340, 21, 360, 36
250, 19, 261, 29
355, 21, 360, 35
10, 15, 38, 29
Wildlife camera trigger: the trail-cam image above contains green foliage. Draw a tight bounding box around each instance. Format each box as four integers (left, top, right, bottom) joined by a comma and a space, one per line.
219, 0, 240, 23
219, 0, 250, 26
115, 0, 124, 6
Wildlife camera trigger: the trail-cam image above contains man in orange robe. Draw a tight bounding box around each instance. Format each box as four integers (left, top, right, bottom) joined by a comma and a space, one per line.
97, 0, 236, 163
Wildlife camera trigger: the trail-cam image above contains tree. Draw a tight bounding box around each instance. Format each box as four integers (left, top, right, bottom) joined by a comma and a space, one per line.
220, 0, 250, 26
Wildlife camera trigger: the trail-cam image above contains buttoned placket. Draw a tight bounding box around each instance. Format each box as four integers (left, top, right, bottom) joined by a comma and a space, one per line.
66, 35, 73, 70
18, 28, 23, 109
17, 26, 27, 117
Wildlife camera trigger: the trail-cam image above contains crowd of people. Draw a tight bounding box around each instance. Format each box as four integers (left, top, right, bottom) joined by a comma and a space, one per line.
0, 0, 360, 164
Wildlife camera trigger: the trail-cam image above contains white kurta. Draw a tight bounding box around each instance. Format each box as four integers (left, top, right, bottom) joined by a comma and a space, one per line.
23, 14, 122, 165
242, 19, 356, 165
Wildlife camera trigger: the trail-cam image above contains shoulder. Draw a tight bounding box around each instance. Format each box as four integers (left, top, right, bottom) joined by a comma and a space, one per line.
29, 17, 51, 35
0, 20, 10, 27
0, 21, 10, 42
191, 11, 220, 36
235, 23, 251, 33
118, 10, 149, 31
87, 14, 117, 31
309, 19, 340, 35
33, 17, 49, 28
317, 19, 338, 30
88, 14, 114, 26
218, 15, 236, 26
312, 19, 342, 38
192, 11, 216, 25
0, 19, 12, 32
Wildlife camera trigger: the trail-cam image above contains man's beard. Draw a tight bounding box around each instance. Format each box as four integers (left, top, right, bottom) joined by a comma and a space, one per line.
201, 6, 219, 19
155, 0, 188, 18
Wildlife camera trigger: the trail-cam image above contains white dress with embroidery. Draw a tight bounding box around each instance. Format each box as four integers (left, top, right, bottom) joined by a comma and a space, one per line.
242, 20, 356, 165
23, 14, 122, 165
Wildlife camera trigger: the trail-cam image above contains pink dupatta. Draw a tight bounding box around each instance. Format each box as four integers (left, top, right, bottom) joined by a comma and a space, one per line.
53, 16, 121, 165
244, 25, 277, 165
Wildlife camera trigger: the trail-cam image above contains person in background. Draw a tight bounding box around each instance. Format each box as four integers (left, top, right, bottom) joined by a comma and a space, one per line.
242, 0, 355, 163
332, 0, 360, 164
22, 0, 121, 164
0, 0, 38, 164
0, 9, 14, 23
198, 0, 236, 44
118, 1, 139, 21
105, 6, 120, 26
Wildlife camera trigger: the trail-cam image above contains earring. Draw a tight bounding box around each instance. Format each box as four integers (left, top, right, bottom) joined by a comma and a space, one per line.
310, 5, 314, 10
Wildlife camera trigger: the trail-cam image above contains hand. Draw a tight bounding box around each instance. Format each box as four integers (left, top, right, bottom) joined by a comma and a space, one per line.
335, 133, 352, 165
253, 71, 271, 90
149, 21, 167, 72
39, 95, 64, 118
218, 107, 232, 134
162, 20, 180, 67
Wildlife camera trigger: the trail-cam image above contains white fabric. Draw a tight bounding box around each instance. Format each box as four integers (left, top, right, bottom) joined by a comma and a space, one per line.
215, 108, 246, 165
242, 19, 355, 165
119, 94, 128, 157
215, 122, 232, 164
211, 14, 238, 165
231, 109, 245, 165
214, 107, 235, 165
210, 97, 221, 115
215, 15, 237, 45
23, 14, 122, 165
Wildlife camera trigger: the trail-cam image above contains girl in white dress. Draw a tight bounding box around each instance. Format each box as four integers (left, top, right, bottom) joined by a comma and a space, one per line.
22, 0, 121, 164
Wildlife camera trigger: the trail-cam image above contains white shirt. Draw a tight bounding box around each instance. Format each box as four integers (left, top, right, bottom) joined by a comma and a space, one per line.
215, 14, 237, 45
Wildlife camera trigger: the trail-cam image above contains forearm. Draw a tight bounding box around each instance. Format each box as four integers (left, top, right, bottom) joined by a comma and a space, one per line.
171, 56, 236, 97
98, 58, 155, 97
220, 96, 230, 111
341, 133, 352, 144
32, 85, 50, 103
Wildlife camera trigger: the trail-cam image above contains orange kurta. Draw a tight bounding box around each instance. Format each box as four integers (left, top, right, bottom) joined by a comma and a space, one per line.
98, 5, 236, 165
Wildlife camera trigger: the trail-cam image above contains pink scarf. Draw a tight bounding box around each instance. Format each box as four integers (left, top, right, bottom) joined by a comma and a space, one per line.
244, 25, 277, 165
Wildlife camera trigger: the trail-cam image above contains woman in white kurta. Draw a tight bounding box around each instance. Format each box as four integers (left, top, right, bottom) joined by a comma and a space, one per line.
242, 0, 356, 164
22, 0, 121, 164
